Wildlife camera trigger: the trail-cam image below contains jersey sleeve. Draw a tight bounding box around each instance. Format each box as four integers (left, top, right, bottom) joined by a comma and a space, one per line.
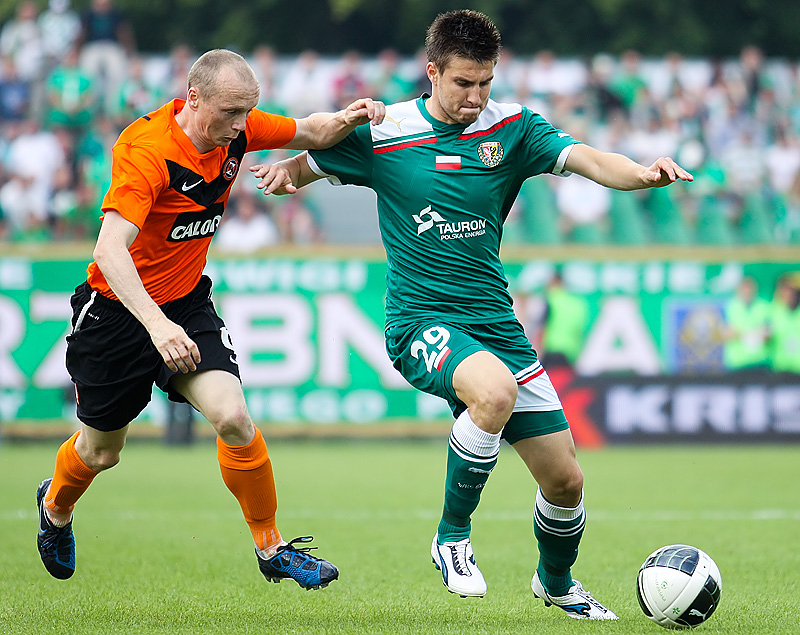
245, 108, 298, 152
307, 124, 373, 187
101, 142, 168, 229
517, 108, 580, 179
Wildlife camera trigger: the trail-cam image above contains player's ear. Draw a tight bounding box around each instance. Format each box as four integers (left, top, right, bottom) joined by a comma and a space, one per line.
186, 86, 200, 110
426, 61, 439, 86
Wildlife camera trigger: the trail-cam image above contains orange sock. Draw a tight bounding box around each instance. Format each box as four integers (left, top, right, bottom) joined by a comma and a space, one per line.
217, 427, 282, 551
45, 431, 98, 517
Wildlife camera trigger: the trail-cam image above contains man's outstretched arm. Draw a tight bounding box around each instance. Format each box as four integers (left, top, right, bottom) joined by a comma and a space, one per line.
285, 98, 385, 150
250, 151, 323, 196
564, 143, 693, 191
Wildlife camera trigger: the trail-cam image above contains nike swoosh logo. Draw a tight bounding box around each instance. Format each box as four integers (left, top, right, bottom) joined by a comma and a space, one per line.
182, 179, 203, 192
38, 502, 50, 534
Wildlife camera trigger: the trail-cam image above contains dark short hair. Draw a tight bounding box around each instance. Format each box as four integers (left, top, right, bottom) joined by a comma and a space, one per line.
425, 10, 502, 71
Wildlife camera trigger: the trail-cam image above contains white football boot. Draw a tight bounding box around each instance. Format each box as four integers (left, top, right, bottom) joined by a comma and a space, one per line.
531, 571, 618, 620
431, 535, 487, 598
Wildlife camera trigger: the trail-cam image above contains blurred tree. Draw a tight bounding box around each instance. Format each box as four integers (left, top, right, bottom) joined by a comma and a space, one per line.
3, 0, 798, 56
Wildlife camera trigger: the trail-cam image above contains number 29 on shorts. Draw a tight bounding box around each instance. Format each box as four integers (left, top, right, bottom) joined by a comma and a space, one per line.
410, 326, 452, 373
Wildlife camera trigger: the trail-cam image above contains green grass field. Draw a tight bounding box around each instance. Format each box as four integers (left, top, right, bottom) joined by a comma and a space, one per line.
1, 439, 798, 634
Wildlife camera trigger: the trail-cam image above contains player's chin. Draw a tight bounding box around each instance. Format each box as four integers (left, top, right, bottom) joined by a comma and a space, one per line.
457, 109, 481, 124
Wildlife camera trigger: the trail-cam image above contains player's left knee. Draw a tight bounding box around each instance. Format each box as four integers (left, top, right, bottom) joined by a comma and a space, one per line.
209, 402, 252, 441
544, 467, 584, 507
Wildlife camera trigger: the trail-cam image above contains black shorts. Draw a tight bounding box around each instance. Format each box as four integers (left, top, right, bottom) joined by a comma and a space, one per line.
65, 275, 240, 431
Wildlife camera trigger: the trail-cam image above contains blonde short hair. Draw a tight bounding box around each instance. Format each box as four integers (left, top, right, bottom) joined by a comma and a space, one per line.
187, 49, 258, 98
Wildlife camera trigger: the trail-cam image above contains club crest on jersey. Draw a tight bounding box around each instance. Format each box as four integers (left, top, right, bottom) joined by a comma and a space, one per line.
223, 157, 239, 180
477, 141, 503, 168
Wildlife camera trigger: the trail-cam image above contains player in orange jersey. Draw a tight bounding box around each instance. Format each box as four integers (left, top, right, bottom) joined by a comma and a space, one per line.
35, 48, 384, 588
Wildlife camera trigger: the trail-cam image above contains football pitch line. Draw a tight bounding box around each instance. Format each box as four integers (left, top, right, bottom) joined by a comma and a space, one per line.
4, 508, 800, 522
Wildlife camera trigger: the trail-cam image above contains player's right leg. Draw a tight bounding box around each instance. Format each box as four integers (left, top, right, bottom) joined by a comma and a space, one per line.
387, 322, 516, 597
431, 351, 516, 597
171, 368, 338, 590
41, 281, 160, 579
37, 424, 128, 579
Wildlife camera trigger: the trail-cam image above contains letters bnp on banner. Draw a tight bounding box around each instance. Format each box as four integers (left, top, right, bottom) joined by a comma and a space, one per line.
0, 256, 797, 442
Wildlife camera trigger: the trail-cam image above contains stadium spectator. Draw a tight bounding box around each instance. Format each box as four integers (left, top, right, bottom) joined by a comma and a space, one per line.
768, 274, 800, 374
765, 125, 800, 196
555, 166, 611, 241
257, 8, 694, 619
43, 46, 96, 131
332, 50, 367, 110
77, 0, 135, 116
38, 0, 81, 73
541, 272, 590, 369
33, 48, 384, 590
3, 118, 65, 231
369, 48, 416, 104
610, 50, 648, 115
251, 45, 283, 114
115, 54, 163, 122
215, 189, 280, 252
0, 55, 32, 122
720, 128, 766, 195
0, 1, 44, 84
723, 276, 771, 371
0, 35, 800, 247
0, 173, 49, 239
277, 49, 332, 117
165, 42, 194, 100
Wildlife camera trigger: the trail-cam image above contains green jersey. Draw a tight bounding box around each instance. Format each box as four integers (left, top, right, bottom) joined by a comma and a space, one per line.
308, 95, 577, 326
723, 296, 770, 369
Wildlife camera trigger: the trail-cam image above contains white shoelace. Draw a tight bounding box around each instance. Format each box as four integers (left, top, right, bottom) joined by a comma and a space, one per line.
448, 543, 472, 576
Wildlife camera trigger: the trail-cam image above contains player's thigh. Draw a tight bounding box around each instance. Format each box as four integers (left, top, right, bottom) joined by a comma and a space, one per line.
451, 350, 518, 415
66, 283, 162, 431
157, 279, 242, 403
385, 320, 484, 411
170, 369, 251, 435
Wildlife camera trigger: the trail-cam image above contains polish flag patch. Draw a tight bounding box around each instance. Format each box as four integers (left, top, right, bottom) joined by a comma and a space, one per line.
436, 156, 461, 170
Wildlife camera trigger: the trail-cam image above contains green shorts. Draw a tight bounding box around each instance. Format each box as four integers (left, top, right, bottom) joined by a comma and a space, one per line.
385, 317, 569, 442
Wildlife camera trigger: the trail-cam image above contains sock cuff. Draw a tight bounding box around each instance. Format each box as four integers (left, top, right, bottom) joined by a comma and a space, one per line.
217, 427, 269, 470
536, 487, 585, 522
61, 431, 97, 480
450, 410, 501, 458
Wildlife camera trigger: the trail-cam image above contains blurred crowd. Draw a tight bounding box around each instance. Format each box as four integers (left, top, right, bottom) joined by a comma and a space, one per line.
2, 0, 800, 247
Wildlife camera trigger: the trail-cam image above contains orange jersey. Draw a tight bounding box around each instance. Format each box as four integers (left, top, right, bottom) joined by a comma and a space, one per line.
86, 99, 296, 304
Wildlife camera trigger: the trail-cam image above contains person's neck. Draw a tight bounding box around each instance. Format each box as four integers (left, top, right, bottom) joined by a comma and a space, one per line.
174, 105, 211, 154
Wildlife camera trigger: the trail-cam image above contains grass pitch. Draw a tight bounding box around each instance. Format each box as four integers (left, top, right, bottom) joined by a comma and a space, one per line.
1, 438, 798, 634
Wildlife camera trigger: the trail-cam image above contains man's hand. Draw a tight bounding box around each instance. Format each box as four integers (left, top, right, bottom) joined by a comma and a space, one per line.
149, 316, 201, 373
641, 157, 694, 188
251, 161, 297, 196
342, 97, 386, 127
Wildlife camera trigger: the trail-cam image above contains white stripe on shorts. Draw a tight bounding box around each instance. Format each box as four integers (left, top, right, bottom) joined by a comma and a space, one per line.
513, 364, 562, 412
72, 290, 97, 334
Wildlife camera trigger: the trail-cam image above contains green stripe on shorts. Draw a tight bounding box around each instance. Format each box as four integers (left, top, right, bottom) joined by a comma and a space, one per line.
502, 409, 569, 445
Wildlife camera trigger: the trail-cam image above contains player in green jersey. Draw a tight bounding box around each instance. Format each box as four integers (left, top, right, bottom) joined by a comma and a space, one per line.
251, 10, 693, 619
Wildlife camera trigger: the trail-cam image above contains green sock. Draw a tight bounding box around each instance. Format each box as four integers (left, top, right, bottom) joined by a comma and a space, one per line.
533, 487, 585, 596
437, 412, 500, 543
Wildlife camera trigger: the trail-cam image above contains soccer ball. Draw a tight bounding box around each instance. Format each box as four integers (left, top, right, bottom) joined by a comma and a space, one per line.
636, 544, 722, 629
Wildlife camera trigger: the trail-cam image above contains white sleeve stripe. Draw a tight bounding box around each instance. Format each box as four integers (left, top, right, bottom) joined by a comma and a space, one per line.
552, 143, 576, 175
306, 152, 342, 186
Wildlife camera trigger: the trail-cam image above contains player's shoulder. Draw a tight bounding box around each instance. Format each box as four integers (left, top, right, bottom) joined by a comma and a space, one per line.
371, 98, 433, 143
460, 99, 525, 137
115, 100, 175, 157
245, 107, 289, 131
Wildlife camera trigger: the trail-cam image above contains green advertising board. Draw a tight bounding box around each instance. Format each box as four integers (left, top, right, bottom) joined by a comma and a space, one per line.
0, 255, 798, 428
